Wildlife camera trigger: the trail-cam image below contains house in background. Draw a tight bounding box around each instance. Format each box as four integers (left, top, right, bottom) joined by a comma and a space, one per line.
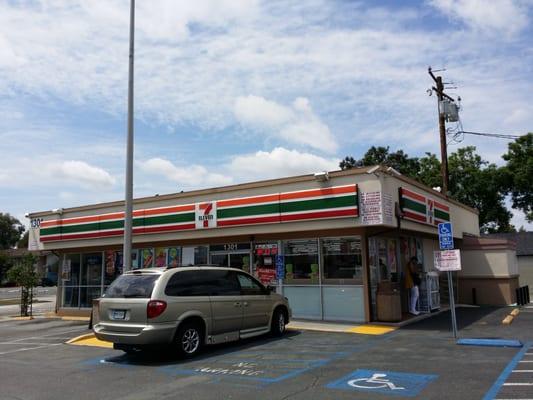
484, 232, 533, 298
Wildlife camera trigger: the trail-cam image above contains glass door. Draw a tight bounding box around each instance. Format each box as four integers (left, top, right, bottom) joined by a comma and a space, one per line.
229, 253, 251, 273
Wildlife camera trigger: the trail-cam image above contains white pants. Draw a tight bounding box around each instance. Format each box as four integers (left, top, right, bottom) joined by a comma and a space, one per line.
409, 286, 419, 313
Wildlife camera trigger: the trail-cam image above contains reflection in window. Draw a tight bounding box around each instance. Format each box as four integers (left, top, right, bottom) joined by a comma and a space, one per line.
322, 237, 362, 283
283, 239, 319, 283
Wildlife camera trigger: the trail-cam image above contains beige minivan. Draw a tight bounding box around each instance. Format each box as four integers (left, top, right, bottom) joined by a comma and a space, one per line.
93, 266, 291, 357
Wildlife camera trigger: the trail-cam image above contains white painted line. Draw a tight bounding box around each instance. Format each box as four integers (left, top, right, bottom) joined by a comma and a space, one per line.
512, 370, 533, 372
503, 382, 533, 386
0, 342, 64, 345
519, 361, 533, 363
0, 343, 62, 355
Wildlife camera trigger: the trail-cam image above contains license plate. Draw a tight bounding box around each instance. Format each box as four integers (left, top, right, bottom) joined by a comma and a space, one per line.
112, 310, 126, 320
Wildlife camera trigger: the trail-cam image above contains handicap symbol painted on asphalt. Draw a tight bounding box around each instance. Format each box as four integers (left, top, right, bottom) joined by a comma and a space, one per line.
326, 369, 438, 397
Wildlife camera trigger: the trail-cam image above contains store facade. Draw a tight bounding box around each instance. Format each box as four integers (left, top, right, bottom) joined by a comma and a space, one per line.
28, 167, 479, 322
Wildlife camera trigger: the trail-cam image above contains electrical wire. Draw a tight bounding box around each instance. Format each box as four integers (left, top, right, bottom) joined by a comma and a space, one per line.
457, 131, 521, 140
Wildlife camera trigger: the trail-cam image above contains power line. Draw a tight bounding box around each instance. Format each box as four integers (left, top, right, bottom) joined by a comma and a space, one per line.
457, 131, 521, 140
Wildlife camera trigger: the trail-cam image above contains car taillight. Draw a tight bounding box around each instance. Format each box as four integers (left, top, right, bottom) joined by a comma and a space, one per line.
147, 300, 167, 319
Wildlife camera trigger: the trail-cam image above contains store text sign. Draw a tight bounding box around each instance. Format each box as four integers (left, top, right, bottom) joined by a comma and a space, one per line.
434, 249, 462, 271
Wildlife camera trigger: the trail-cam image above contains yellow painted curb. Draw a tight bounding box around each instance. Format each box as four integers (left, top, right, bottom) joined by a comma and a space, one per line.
510, 308, 520, 317
348, 325, 397, 335
502, 315, 514, 325
61, 316, 90, 322
11, 316, 34, 320
67, 333, 113, 348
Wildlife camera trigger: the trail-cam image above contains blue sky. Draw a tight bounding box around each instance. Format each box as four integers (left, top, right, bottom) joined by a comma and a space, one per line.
1, 0, 532, 230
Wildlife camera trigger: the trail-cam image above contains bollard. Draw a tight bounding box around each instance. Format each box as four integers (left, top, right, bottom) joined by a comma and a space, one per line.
472, 288, 477, 306
516, 287, 523, 306
526, 285, 530, 304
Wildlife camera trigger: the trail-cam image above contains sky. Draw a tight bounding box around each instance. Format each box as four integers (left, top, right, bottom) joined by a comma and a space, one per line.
0, 0, 532, 230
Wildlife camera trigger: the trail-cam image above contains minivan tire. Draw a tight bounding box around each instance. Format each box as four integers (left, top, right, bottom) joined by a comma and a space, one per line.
271, 308, 286, 336
175, 321, 204, 358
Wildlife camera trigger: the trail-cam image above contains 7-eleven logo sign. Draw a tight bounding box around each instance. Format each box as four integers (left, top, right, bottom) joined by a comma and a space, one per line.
195, 202, 217, 229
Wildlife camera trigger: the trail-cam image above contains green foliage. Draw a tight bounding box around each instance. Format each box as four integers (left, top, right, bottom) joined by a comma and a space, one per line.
0, 213, 25, 250
17, 231, 29, 249
7, 254, 40, 316
416, 153, 442, 189
0, 253, 14, 285
501, 133, 533, 222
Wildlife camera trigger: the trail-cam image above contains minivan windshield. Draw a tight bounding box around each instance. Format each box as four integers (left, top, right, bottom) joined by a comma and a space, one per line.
104, 274, 160, 298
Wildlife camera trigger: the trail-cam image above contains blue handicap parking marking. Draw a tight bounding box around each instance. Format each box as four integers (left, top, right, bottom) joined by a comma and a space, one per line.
326, 369, 438, 397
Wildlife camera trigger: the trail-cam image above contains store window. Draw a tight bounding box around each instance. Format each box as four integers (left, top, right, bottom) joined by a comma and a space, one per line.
104, 250, 123, 286
167, 247, 181, 267
80, 253, 102, 308
283, 239, 319, 283
322, 237, 362, 284
62, 253, 81, 308
139, 248, 154, 269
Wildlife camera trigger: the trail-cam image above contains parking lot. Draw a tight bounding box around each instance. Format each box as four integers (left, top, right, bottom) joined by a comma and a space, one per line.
0, 306, 532, 400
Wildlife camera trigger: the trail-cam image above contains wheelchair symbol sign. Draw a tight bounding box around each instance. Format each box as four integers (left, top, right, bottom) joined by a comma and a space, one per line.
348, 373, 405, 390
327, 369, 438, 397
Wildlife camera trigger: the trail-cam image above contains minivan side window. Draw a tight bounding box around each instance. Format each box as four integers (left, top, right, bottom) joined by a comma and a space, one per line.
165, 270, 240, 296
237, 273, 265, 295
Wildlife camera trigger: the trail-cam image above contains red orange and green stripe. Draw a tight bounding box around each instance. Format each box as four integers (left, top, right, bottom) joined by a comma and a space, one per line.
400, 187, 450, 226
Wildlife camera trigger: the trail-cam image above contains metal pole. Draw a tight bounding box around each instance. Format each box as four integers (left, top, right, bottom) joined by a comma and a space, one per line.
123, 0, 135, 272
436, 76, 449, 196
447, 270, 458, 338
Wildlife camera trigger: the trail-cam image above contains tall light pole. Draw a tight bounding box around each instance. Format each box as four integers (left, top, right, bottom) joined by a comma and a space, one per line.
123, 0, 135, 272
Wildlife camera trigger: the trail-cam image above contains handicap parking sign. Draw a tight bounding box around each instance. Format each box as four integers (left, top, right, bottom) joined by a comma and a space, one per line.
326, 369, 437, 397
438, 222, 454, 250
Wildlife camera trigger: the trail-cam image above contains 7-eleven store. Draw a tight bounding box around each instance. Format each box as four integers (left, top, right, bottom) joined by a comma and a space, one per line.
28, 166, 479, 322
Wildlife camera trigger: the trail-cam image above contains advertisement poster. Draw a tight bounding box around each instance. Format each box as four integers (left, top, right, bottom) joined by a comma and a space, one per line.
167, 248, 180, 268
141, 248, 153, 268
388, 240, 397, 273
154, 247, 167, 267
105, 250, 116, 276
256, 267, 276, 285
61, 259, 71, 281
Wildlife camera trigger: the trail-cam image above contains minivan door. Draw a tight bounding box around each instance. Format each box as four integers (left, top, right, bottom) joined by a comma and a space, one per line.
98, 272, 160, 331
237, 272, 271, 330
206, 270, 243, 335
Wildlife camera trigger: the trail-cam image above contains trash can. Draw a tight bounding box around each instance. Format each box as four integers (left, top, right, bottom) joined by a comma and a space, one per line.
376, 281, 402, 322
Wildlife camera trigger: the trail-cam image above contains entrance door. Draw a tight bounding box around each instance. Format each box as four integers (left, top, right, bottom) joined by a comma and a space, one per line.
210, 252, 251, 273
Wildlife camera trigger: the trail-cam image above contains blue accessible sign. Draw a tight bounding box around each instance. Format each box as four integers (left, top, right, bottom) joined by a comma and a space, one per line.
275, 255, 285, 279
438, 222, 454, 250
326, 369, 438, 397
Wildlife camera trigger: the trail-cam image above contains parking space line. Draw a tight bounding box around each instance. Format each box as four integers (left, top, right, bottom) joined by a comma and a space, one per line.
483, 342, 533, 400
0, 343, 62, 355
512, 370, 533, 373
502, 383, 533, 386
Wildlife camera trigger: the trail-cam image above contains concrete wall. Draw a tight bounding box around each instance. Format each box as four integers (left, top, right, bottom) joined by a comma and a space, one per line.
459, 237, 519, 305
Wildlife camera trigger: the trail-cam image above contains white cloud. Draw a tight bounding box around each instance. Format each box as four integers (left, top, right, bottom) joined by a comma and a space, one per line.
234, 96, 338, 153
52, 161, 116, 188
429, 0, 530, 36
227, 147, 339, 181
139, 157, 233, 187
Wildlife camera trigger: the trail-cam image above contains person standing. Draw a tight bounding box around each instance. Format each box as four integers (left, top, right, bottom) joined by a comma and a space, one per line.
405, 256, 421, 315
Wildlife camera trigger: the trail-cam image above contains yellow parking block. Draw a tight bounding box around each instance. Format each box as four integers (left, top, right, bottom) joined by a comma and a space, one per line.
67, 333, 113, 348
347, 325, 397, 335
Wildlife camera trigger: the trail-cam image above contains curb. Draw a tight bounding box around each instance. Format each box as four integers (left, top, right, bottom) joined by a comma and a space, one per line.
66, 333, 96, 344
502, 308, 520, 325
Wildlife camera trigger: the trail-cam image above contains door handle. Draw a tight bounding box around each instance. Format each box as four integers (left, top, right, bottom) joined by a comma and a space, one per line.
234, 302, 241, 307
243, 301, 249, 307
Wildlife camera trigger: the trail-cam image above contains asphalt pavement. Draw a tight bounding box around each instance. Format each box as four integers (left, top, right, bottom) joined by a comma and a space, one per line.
0, 305, 531, 400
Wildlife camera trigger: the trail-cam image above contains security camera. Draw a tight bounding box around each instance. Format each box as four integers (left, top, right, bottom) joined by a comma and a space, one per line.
314, 171, 329, 182
24, 212, 30, 218
386, 167, 402, 176
52, 208, 64, 215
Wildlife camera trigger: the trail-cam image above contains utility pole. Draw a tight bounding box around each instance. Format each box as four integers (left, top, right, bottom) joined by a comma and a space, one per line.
123, 0, 135, 272
428, 67, 456, 196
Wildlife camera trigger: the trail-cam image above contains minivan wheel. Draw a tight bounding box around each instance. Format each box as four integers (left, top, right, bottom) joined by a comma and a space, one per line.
271, 309, 286, 336
175, 322, 203, 358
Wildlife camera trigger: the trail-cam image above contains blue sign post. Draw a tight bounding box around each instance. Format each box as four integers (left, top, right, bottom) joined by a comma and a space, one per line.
437, 221, 458, 338
438, 222, 454, 250
275, 255, 285, 280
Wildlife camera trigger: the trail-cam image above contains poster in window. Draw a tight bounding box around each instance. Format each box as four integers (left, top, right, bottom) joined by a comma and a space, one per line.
105, 250, 116, 276
416, 238, 423, 265
388, 240, 397, 273
141, 248, 153, 268
61, 259, 71, 281
167, 248, 180, 268
154, 247, 167, 267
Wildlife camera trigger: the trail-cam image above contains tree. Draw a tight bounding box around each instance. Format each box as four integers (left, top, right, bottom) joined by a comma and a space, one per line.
0, 213, 25, 249
416, 152, 441, 189
340, 146, 420, 177
17, 231, 29, 249
501, 133, 533, 222
0, 252, 14, 285
7, 254, 40, 317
